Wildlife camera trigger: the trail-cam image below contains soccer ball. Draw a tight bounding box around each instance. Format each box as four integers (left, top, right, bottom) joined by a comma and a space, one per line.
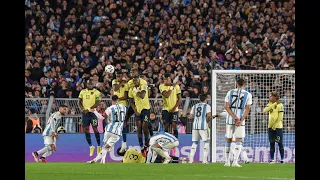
105, 65, 115, 73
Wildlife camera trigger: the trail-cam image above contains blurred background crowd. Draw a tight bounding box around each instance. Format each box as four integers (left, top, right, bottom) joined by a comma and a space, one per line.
25, 0, 295, 133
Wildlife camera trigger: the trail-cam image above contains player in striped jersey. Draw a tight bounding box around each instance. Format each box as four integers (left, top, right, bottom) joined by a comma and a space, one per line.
87, 95, 127, 164
188, 94, 217, 164
32, 105, 68, 163
224, 78, 252, 167
146, 132, 179, 164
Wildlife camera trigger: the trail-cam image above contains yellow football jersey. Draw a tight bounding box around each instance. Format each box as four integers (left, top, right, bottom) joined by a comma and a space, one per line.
159, 84, 181, 112
78, 89, 101, 110
264, 102, 284, 129
112, 79, 129, 106
123, 148, 145, 163
128, 84, 150, 113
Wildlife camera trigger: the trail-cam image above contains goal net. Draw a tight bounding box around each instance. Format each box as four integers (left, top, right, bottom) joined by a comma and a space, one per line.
210, 70, 295, 163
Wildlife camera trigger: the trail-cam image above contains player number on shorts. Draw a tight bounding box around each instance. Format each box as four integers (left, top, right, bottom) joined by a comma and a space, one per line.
173, 114, 177, 121
92, 119, 98, 126
196, 107, 202, 117
114, 111, 125, 122
129, 154, 138, 160
230, 95, 244, 109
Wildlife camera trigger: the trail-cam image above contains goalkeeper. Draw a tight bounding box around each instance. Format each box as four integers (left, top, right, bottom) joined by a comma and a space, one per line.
116, 147, 180, 163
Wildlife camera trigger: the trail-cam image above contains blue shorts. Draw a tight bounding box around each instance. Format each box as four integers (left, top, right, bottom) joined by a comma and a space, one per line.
135, 109, 150, 122
82, 112, 98, 127
162, 110, 178, 124
268, 128, 283, 144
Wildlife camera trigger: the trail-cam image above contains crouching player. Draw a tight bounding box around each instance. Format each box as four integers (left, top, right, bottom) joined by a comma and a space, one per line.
146, 132, 179, 164
32, 105, 68, 163
87, 95, 127, 164
117, 147, 181, 163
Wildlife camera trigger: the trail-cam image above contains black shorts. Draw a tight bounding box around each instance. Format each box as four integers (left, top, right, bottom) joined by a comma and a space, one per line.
268, 128, 283, 143
162, 110, 178, 124
82, 112, 98, 127
135, 109, 150, 122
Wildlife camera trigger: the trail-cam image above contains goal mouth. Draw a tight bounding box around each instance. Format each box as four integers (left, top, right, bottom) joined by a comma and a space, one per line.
210, 70, 295, 163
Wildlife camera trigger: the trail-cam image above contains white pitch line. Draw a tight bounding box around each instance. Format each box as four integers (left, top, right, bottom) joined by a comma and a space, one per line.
191, 174, 294, 180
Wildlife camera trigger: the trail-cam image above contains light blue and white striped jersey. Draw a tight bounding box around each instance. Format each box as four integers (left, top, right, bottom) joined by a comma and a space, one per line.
190, 103, 211, 130
224, 88, 253, 125
105, 103, 127, 136
42, 111, 62, 136
152, 132, 179, 144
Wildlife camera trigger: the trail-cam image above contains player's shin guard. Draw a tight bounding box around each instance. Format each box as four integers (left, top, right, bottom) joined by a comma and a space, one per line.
173, 130, 178, 139
225, 142, 231, 163
203, 142, 210, 163
189, 142, 198, 163
94, 147, 108, 162
278, 142, 284, 161
270, 142, 276, 160
122, 126, 128, 142
151, 150, 158, 163
138, 137, 143, 148
233, 142, 242, 163
229, 142, 235, 162
85, 132, 92, 146
94, 132, 101, 146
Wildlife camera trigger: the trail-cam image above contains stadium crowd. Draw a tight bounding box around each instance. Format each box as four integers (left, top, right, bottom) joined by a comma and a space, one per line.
25, 0, 295, 132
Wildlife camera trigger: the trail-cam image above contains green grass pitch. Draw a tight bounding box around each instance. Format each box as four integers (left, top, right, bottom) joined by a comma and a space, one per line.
25, 162, 295, 180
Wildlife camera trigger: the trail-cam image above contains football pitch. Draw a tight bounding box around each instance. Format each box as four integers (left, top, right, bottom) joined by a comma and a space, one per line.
25, 162, 295, 180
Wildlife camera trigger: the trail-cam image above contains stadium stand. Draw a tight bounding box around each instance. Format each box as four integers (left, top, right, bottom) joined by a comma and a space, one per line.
25, 0, 295, 133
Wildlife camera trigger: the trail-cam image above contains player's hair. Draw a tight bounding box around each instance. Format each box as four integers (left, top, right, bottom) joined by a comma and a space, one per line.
60, 104, 68, 108
236, 78, 246, 87
200, 94, 207, 102
87, 79, 94, 84
112, 95, 119, 101
270, 91, 280, 100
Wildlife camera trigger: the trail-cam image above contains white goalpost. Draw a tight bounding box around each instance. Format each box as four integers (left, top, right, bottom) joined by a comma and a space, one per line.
210, 70, 295, 163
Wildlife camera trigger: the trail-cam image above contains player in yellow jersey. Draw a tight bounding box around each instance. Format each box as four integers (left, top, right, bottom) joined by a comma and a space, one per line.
77, 79, 102, 156
112, 70, 131, 153
128, 77, 151, 155
263, 91, 285, 164
159, 73, 182, 138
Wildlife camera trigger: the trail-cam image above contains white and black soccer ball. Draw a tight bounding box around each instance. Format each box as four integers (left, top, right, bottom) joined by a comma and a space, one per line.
105, 65, 115, 73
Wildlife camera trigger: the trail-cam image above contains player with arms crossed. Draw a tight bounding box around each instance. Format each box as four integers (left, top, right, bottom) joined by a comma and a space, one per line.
263, 91, 285, 164
78, 79, 102, 156
146, 132, 179, 164
128, 77, 151, 155
87, 95, 127, 164
159, 73, 182, 139
32, 105, 68, 163
188, 94, 218, 164
112, 70, 130, 152
224, 78, 252, 167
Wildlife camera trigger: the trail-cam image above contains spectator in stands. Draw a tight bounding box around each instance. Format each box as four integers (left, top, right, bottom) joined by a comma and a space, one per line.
25, 108, 40, 133
25, 0, 295, 98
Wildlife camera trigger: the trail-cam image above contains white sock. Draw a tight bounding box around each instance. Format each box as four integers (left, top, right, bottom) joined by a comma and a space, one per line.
151, 150, 158, 163
146, 147, 153, 163
229, 142, 236, 162
203, 142, 209, 163
93, 147, 108, 162
225, 142, 231, 163
242, 148, 248, 162
37, 146, 50, 155
42, 151, 52, 158
233, 142, 242, 163
189, 143, 197, 163
121, 142, 127, 148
